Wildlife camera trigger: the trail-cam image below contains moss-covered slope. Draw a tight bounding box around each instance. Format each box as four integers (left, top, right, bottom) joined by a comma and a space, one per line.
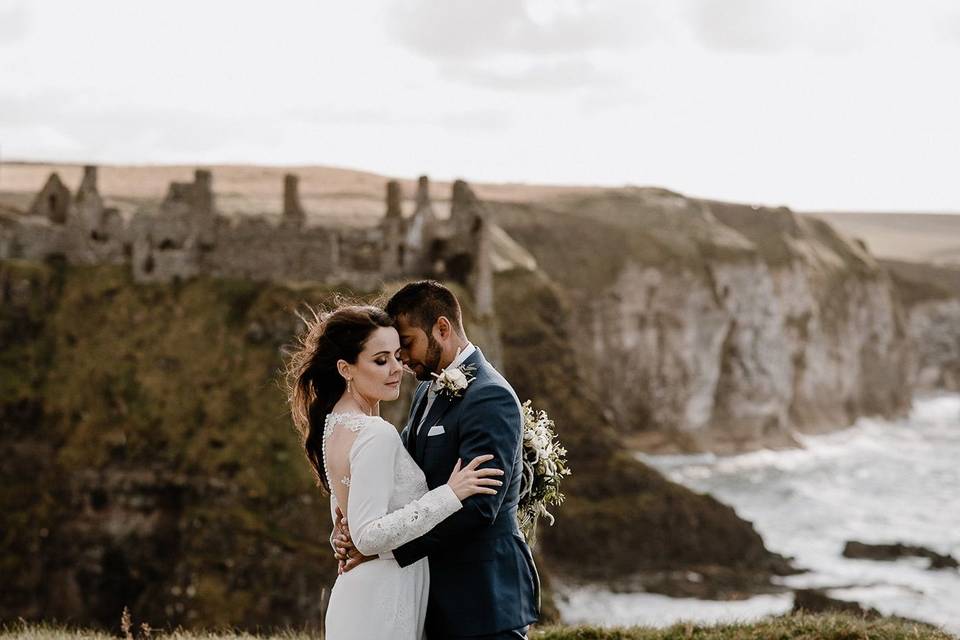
1, 259, 353, 629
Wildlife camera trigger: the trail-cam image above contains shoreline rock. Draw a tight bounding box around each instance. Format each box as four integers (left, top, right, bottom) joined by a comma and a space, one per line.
791, 588, 882, 617
843, 540, 959, 570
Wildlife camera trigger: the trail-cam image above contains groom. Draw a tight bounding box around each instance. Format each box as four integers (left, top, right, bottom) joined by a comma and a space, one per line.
334, 280, 540, 639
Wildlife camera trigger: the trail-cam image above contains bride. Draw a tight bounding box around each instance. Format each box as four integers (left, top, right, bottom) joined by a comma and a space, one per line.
285, 304, 503, 639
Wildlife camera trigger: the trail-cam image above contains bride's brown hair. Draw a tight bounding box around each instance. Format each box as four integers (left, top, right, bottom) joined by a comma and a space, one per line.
284, 303, 393, 493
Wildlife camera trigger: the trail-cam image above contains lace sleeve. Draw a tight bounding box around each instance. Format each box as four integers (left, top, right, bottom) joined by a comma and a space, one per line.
347, 420, 462, 557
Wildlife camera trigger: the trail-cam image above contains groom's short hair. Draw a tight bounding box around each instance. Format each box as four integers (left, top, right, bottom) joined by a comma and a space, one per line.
385, 280, 465, 337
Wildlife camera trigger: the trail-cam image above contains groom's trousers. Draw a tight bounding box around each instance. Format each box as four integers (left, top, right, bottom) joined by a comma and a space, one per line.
443, 626, 528, 639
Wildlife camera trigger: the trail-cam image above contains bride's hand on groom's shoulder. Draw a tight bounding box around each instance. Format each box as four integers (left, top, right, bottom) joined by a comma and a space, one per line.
447, 454, 504, 502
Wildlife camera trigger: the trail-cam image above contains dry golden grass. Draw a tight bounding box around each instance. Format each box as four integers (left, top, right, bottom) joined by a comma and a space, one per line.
802, 211, 960, 266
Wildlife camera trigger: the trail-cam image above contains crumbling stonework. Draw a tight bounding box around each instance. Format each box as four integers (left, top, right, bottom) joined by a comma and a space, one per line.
29, 173, 71, 224
283, 173, 305, 227
2, 167, 498, 312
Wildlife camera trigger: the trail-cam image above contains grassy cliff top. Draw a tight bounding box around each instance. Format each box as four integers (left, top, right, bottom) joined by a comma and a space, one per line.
489, 190, 880, 293
4, 613, 955, 640
881, 259, 960, 307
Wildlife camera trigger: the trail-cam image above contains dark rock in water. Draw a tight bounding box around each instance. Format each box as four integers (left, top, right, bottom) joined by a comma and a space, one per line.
843, 540, 959, 570
792, 588, 882, 617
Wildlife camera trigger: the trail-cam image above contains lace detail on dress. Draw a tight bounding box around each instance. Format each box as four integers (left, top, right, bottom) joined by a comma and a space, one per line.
322, 412, 371, 490
351, 483, 461, 557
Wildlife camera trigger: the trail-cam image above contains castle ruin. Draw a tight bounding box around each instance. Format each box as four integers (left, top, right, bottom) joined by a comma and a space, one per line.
1, 167, 498, 316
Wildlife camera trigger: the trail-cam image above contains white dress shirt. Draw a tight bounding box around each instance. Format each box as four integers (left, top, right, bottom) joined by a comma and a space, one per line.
416, 342, 475, 434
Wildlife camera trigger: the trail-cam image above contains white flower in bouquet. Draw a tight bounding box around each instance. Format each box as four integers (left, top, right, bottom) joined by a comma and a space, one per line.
516, 400, 571, 544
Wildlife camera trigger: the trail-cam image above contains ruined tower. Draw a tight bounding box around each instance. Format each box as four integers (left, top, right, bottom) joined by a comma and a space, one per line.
192, 169, 215, 248
74, 165, 105, 233
380, 180, 405, 276
401, 175, 438, 274
28, 173, 71, 224
283, 173, 305, 227
449, 180, 493, 318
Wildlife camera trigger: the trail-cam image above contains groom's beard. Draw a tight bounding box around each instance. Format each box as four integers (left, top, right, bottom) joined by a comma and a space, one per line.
412, 335, 444, 382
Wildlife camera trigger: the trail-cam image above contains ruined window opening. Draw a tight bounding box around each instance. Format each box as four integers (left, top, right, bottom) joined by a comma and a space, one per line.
446, 253, 472, 285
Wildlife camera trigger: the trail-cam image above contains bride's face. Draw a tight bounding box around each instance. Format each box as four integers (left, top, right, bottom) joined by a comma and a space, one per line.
349, 326, 404, 402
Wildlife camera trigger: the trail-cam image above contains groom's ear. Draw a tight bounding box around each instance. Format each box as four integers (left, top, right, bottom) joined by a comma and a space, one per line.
434, 316, 453, 341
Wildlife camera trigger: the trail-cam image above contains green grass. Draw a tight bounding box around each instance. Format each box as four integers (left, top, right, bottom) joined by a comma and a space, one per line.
2, 614, 954, 640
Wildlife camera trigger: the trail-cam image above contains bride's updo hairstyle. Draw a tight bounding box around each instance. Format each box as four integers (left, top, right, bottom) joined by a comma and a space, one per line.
284, 304, 393, 493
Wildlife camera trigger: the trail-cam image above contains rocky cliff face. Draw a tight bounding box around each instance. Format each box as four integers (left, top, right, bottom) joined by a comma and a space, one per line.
492, 190, 913, 452
883, 259, 960, 392
493, 270, 794, 595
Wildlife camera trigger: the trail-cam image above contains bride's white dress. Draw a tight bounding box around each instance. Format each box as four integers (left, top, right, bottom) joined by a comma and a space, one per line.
322, 412, 462, 640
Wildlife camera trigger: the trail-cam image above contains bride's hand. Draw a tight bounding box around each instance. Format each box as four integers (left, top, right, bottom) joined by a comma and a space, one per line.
447, 454, 504, 501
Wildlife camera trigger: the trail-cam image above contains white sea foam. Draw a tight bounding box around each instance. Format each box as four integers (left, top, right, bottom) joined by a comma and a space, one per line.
556, 586, 792, 628
575, 394, 960, 633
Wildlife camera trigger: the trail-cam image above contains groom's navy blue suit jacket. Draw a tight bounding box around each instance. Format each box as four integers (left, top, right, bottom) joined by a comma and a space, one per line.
396, 347, 540, 637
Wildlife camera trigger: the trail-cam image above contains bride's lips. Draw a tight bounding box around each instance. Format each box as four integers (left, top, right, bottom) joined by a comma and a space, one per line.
386, 380, 401, 388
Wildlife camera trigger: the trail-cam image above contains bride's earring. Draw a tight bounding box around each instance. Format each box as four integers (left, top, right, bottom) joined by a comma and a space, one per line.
347, 377, 372, 415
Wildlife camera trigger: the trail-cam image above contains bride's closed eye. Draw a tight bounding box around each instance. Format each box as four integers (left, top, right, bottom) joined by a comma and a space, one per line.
374, 351, 402, 366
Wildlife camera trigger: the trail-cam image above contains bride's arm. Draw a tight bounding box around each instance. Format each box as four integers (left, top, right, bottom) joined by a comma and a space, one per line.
347, 420, 462, 557
392, 383, 519, 567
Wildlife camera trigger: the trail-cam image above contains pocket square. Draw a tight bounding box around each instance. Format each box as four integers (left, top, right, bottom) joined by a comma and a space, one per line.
427, 425, 445, 436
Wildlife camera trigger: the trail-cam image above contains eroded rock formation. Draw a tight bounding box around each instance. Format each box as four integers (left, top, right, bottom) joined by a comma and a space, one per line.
492, 190, 914, 451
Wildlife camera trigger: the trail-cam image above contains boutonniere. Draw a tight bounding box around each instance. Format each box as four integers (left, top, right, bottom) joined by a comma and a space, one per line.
431, 364, 476, 398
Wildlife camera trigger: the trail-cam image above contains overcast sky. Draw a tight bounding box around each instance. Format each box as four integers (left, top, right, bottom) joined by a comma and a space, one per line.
2, 0, 959, 211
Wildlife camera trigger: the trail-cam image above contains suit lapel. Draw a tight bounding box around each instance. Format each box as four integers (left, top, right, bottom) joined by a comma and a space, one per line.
414, 348, 487, 463
415, 392, 452, 462
403, 383, 429, 450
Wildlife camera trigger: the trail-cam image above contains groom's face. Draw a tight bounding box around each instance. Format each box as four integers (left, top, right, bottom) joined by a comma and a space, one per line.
394, 314, 443, 382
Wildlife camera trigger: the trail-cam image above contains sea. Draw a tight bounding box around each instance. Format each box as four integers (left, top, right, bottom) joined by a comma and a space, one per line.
556, 393, 960, 633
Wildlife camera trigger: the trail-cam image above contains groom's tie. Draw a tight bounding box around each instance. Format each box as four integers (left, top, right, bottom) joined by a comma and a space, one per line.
406, 390, 428, 457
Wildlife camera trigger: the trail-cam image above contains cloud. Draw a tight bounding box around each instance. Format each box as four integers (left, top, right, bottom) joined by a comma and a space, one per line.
685, 0, 960, 54
936, 8, 960, 43
383, 0, 669, 93
384, 0, 646, 60
0, 0, 29, 47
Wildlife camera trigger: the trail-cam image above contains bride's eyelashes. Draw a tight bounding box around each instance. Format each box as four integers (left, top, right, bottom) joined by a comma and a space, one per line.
374, 351, 403, 367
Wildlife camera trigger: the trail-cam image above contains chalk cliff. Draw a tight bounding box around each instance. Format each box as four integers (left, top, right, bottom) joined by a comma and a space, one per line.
492, 189, 913, 452
883, 259, 960, 392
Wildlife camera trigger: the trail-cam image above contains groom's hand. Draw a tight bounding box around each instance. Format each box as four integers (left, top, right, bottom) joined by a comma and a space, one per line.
333, 506, 354, 562
332, 508, 375, 573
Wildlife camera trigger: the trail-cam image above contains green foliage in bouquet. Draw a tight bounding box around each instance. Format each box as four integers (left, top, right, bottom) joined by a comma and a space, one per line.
517, 400, 571, 544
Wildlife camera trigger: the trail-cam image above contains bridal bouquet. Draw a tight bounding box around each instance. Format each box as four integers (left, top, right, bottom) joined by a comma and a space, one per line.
517, 400, 571, 544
